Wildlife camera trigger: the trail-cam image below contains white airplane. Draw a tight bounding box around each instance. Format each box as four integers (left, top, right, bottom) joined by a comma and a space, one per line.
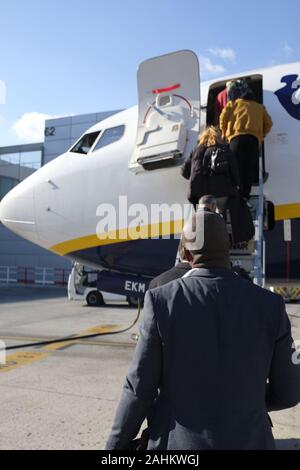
1, 50, 300, 296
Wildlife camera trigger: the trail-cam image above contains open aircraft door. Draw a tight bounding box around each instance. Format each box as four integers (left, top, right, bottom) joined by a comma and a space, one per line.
129, 50, 200, 172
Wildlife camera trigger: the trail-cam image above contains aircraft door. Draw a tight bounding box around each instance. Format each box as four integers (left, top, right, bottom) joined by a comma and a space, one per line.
129, 50, 200, 172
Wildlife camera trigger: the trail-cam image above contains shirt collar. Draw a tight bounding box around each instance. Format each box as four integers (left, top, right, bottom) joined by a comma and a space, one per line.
183, 267, 236, 279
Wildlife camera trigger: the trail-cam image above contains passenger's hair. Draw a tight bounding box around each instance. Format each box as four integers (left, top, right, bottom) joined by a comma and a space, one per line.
199, 195, 217, 207
226, 80, 234, 89
199, 126, 223, 147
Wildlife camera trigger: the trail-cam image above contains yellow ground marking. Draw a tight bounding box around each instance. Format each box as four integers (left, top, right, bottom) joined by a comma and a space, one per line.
49, 204, 300, 257
42, 324, 121, 351
82, 324, 121, 334
42, 340, 78, 351
0, 351, 50, 373
0, 324, 122, 372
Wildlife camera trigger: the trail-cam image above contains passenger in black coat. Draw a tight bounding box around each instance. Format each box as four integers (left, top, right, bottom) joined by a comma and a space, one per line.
182, 127, 253, 243
148, 261, 190, 289
181, 126, 240, 208
106, 211, 300, 450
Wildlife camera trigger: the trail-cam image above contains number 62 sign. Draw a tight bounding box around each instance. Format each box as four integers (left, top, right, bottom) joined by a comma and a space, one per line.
44, 127, 56, 137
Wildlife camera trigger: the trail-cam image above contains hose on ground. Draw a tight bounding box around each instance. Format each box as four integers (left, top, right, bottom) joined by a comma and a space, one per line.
4, 300, 142, 351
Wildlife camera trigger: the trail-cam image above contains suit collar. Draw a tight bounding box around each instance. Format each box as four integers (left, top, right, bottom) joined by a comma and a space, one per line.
184, 267, 236, 279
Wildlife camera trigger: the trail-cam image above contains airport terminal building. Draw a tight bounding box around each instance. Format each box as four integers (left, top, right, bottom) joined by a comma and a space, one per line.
0, 110, 120, 284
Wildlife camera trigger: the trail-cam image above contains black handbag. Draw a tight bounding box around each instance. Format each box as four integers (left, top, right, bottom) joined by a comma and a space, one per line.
228, 195, 255, 244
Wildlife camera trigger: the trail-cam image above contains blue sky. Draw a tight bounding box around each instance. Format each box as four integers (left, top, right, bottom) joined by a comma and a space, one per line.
0, 0, 299, 146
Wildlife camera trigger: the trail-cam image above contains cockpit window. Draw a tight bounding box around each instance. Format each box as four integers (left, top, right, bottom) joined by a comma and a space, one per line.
70, 131, 100, 154
93, 125, 125, 151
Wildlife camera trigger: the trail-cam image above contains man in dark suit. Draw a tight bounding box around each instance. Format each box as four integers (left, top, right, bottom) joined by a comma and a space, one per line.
106, 211, 300, 450
149, 195, 217, 289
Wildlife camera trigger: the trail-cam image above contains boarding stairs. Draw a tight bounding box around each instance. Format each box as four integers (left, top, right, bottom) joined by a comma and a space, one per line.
228, 156, 266, 287
175, 156, 267, 287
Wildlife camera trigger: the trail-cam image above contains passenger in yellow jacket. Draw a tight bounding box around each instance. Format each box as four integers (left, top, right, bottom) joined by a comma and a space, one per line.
220, 90, 273, 199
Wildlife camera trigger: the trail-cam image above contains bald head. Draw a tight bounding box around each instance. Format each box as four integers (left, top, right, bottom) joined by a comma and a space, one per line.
198, 195, 217, 212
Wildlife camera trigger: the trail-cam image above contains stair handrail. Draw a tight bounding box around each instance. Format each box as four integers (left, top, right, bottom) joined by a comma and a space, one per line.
253, 155, 265, 287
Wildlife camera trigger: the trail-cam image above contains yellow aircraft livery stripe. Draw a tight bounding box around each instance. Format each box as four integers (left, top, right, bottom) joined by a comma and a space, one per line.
274, 202, 300, 221
49, 203, 300, 257
50, 219, 184, 256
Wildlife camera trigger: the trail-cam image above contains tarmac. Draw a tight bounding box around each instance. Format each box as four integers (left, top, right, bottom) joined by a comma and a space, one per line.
0, 284, 299, 450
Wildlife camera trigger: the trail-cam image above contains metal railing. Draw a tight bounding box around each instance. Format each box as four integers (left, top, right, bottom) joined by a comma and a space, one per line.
0, 266, 17, 283
253, 156, 265, 287
35, 267, 55, 285
0, 266, 71, 286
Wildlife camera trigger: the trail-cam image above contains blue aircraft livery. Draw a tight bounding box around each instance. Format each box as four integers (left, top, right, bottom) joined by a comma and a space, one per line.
275, 75, 300, 121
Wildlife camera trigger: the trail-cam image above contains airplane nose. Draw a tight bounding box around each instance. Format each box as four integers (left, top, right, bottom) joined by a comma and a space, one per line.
0, 183, 40, 245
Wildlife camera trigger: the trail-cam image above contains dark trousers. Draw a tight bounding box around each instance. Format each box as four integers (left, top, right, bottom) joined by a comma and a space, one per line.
229, 135, 259, 198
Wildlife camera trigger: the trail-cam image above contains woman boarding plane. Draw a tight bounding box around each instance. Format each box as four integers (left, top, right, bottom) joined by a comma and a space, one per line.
0, 50, 300, 291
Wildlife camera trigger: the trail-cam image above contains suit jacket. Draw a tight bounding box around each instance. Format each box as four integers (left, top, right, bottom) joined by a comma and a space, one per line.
106, 268, 300, 450
148, 262, 191, 289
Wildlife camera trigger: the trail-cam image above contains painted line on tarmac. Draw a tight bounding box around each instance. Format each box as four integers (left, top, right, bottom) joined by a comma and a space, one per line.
0, 323, 124, 373
42, 324, 121, 351
0, 351, 50, 373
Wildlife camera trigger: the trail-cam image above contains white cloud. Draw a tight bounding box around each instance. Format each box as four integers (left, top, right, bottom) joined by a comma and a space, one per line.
200, 56, 225, 75
282, 43, 293, 58
207, 47, 236, 62
12, 112, 59, 142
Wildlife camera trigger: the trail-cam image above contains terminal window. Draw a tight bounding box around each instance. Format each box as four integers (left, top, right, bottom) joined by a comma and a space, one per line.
0, 150, 42, 199
0, 151, 42, 171
19, 151, 42, 170
0, 176, 18, 200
